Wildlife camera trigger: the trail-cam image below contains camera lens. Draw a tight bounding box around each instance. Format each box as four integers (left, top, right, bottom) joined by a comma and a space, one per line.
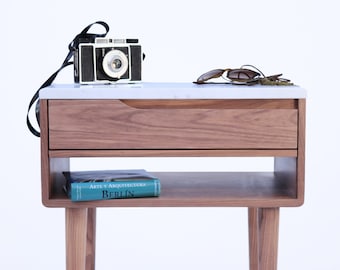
102, 49, 129, 79
112, 59, 122, 69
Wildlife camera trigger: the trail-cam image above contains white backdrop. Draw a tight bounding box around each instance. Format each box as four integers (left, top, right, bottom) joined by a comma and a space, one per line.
1, 0, 339, 269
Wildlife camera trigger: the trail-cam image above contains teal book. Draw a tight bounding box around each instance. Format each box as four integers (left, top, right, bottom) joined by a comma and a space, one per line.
63, 169, 161, 202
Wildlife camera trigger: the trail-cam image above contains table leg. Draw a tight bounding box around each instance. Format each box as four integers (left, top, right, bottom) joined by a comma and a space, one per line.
248, 208, 280, 270
66, 208, 97, 270
86, 208, 96, 270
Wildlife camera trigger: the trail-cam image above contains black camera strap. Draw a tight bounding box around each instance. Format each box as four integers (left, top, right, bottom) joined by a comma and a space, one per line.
26, 21, 110, 137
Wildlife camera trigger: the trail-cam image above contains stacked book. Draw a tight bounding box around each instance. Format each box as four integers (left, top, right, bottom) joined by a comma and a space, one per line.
63, 169, 161, 202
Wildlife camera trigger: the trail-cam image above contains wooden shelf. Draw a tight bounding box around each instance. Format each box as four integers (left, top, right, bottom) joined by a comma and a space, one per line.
46, 171, 299, 208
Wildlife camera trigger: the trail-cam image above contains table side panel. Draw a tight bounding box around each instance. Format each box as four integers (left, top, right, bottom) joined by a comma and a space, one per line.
297, 99, 306, 203
40, 99, 50, 203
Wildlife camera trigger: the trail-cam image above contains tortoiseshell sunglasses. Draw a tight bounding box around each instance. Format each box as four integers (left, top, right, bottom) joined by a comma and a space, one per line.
194, 65, 292, 85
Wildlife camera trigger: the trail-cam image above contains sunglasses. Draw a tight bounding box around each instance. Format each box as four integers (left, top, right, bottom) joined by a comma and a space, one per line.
194, 65, 292, 85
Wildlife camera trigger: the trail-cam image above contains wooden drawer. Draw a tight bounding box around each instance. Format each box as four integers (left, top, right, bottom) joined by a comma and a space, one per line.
48, 99, 298, 150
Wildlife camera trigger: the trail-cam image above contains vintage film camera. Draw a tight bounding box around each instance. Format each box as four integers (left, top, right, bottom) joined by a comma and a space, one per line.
74, 37, 143, 84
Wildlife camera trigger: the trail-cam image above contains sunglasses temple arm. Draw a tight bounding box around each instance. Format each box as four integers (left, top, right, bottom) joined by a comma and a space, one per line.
240, 64, 266, 77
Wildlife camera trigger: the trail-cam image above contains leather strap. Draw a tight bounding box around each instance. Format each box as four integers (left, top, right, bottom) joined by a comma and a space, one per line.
26, 21, 110, 137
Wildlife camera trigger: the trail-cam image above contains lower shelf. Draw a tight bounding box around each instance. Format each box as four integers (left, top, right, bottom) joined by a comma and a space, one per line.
44, 171, 301, 208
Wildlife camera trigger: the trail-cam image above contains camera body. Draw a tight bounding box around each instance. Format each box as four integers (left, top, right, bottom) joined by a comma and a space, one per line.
74, 37, 143, 84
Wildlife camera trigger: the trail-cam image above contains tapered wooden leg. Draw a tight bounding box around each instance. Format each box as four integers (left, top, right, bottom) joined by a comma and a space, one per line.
249, 208, 260, 270
248, 208, 280, 270
66, 208, 96, 270
86, 208, 96, 270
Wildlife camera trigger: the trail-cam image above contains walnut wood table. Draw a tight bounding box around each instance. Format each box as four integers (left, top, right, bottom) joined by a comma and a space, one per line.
39, 82, 306, 270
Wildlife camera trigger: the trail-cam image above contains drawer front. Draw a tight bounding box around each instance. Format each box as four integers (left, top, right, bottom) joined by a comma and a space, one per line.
48, 100, 298, 150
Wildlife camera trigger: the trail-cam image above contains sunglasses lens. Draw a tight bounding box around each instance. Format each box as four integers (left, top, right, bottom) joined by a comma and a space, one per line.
228, 69, 260, 82
196, 69, 225, 83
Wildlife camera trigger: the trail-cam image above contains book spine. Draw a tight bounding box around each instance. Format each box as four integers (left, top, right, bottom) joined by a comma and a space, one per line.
70, 179, 161, 202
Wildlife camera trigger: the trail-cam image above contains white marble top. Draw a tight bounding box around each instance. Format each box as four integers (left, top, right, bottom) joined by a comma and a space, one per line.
39, 82, 306, 99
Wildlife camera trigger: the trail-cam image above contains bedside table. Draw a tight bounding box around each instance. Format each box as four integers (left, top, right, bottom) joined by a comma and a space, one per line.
39, 82, 306, 270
